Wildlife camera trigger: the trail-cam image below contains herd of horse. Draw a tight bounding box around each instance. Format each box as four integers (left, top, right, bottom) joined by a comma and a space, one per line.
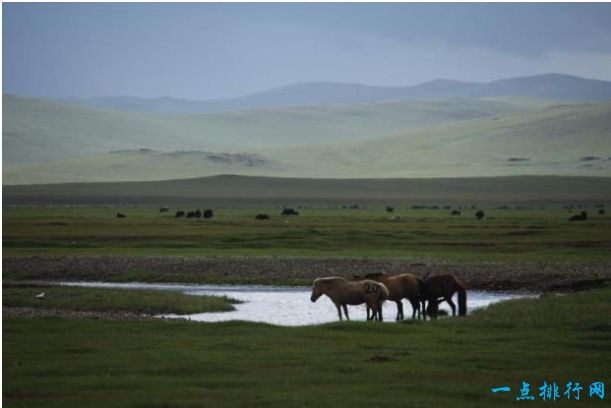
310, 272, 467, 321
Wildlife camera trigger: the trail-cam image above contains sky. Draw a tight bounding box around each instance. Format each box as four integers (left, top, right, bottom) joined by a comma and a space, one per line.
3, 3, 611, 100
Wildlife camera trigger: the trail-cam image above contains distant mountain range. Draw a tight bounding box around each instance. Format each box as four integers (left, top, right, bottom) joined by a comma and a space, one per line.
56, 74, 611, 114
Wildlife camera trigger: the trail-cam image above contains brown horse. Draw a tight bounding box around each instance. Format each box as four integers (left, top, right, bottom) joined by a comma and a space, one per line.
419, 273, 467, 319
310, 277, 389, 321
353, 273, 423, 320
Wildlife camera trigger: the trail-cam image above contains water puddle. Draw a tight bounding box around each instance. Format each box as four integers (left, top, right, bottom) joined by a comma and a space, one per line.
60, 281, 535, 326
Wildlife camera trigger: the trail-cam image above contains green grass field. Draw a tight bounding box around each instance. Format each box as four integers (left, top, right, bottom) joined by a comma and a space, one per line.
5, 175, 611, 205
4, 205, 610, 262
3, 283, 239, 315
4, 285, 610, 407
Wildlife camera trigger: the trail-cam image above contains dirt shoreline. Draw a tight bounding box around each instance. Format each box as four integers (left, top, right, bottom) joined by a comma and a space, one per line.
2, 306, 158, 321
4, 255, 610, 292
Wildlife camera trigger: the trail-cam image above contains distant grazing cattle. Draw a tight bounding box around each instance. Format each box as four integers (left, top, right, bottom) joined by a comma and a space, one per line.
159, 207, 169, 213
475, 210, 485, 220
186, 211, 197, 218
569, 211, 588, 221
203, 209, 214, 219
451, 210, 461, 216
175, 211, 185, 218
599, 209, 606, 216
116, 213, 126, 219
255, 214, 270, 220
194, 209, 202, 218
281, 208, 299, 216
385, 206, 395, 213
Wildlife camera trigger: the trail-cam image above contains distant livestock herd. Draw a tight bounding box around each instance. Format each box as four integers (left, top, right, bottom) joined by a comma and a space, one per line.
175, 209, 214, 219
115, 207, 301, 219
114, 206, 605, 221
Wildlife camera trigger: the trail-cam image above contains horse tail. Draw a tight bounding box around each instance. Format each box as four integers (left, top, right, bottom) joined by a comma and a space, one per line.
455, 277, 467, 316
378, 282, 390, 301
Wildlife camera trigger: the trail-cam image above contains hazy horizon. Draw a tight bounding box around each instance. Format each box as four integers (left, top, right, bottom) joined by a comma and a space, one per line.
4, 3, 611, 100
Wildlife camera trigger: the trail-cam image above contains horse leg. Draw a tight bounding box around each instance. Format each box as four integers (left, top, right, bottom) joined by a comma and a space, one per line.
367, 301, 377, 321
427, 300, 438, 319
395, 301, 403, 321
409, 298, 419, 320
342, 304, 350, 321
446, 296, 456, 316
378, 301, 384, 322
335, 303, 343, 321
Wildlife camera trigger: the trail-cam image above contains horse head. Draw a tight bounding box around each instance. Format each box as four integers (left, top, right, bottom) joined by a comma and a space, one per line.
310, 279, 324, 302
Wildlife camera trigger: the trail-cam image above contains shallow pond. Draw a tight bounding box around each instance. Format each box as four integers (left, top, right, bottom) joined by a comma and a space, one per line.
61, 281, 535, 326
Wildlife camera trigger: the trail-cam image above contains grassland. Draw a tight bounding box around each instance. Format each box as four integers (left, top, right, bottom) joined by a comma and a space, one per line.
5, 175, 611, 205
3, 204, 611, 263
4, 285, 610, 407
6, 95, 611, 184
268, 101, 611, 178
4, 94, 543, 167
3, 283, 239, 315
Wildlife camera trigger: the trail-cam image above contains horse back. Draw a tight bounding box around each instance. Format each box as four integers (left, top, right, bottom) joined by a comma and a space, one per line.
344, 279, 387, 304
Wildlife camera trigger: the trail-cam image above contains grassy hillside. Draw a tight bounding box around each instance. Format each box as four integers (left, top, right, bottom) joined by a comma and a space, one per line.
268, 102, 611, 178
4, 175, 611, 205
3, 94, 550, 168
5, 101, 609, 184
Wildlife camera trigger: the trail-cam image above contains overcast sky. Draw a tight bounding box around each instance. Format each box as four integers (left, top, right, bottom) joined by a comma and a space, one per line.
4, 3, 611, 99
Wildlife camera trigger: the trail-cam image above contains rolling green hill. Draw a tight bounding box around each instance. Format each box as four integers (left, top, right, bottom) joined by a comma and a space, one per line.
4, 100, 610, 184
268, 102, 611, 178
3, 94, 552, 168
4, 175, 611, 205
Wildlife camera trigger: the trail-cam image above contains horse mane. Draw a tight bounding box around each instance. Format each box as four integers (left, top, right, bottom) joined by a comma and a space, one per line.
313, 277, 347, 284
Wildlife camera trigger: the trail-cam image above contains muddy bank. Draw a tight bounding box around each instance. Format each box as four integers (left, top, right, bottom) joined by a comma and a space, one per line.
4, 255, 610, 292
2, 306, 157, 321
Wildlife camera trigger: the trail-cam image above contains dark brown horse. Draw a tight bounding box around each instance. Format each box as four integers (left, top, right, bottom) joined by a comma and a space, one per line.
353, 273, 423, 320
419, 274, 467, 319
